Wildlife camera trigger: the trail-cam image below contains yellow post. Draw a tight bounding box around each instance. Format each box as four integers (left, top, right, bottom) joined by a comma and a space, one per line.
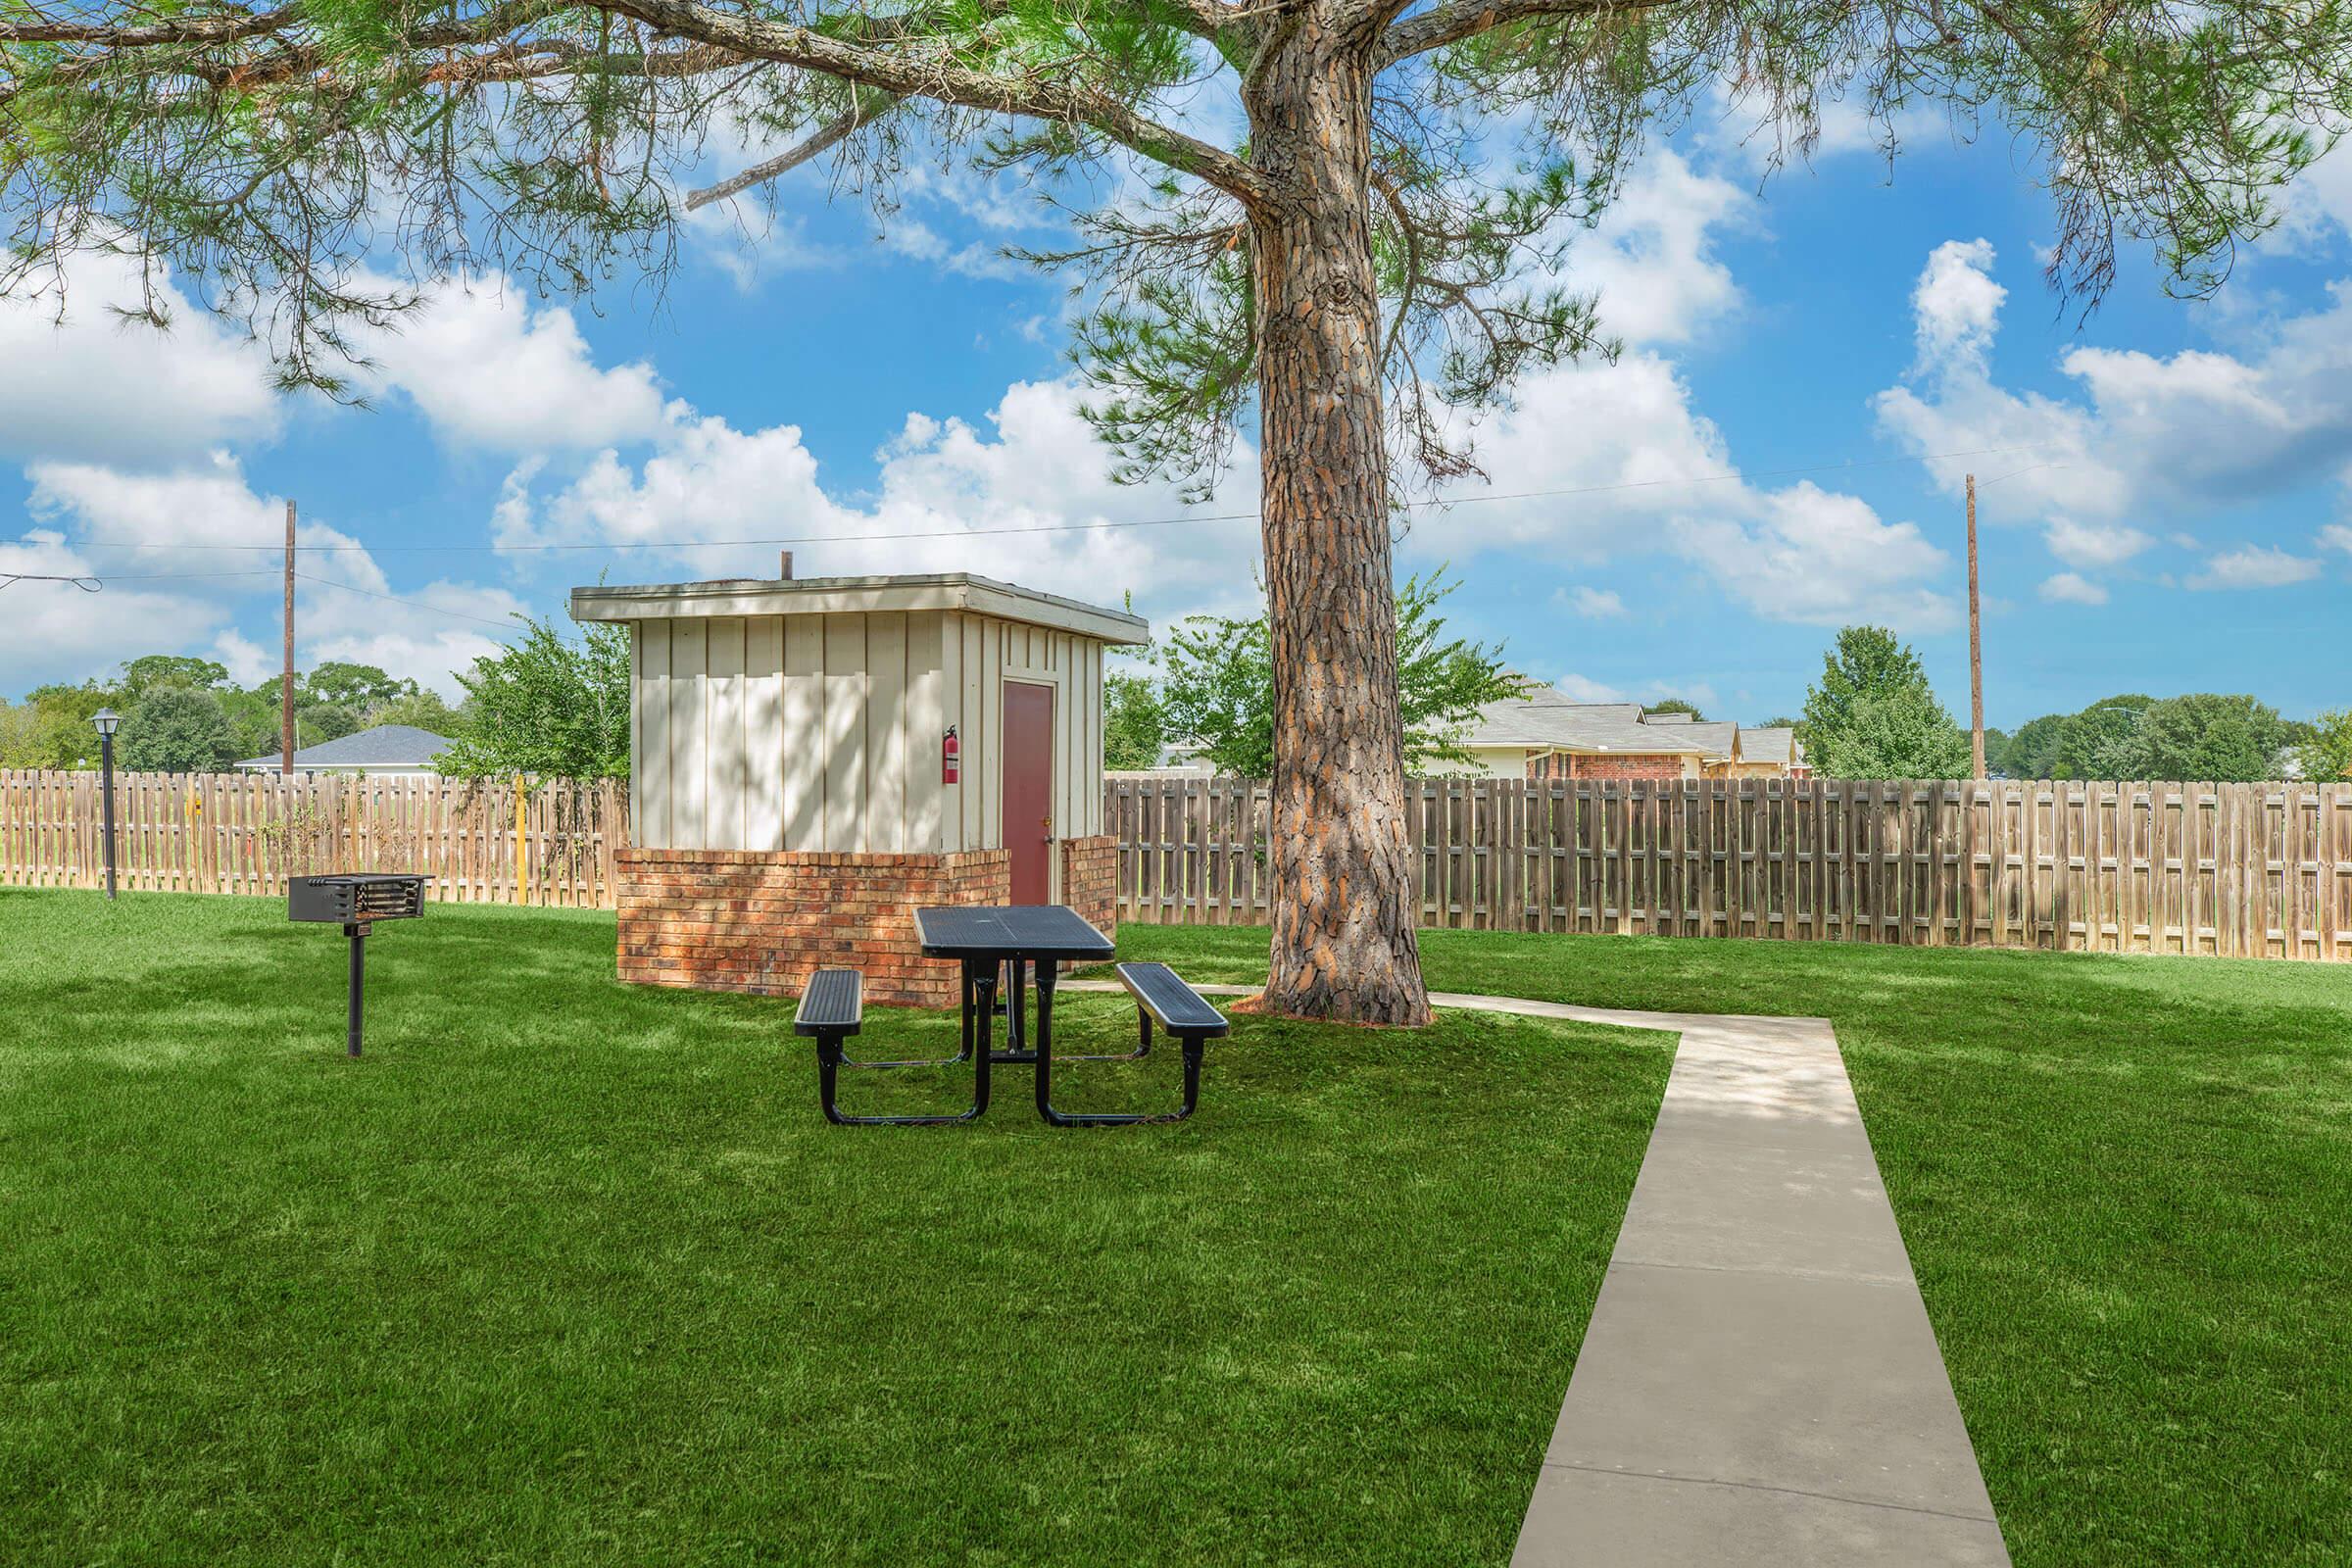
514, 777, 529, 906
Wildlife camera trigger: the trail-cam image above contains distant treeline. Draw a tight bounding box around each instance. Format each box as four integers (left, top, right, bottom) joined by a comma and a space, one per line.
1984, 693, 2348, 783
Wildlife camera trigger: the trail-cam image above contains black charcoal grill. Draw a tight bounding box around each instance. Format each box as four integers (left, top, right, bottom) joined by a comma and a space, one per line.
289, 874, 428, 1056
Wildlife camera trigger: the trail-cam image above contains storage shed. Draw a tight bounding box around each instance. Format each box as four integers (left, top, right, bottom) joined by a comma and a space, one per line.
570, 571, 1149, 1005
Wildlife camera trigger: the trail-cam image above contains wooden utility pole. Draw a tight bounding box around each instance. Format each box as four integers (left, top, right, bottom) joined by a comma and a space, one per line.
283, 500, 298, 775
1967, 473, 1985, 779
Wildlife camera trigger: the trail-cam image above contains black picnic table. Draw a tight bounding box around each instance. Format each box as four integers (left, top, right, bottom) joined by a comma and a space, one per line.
914, 905, 1122, 1123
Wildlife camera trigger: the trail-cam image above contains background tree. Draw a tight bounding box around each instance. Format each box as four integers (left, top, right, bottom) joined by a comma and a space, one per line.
116, 656, 229, 699
368, 688, 466, 735
295, 703, 364, 746
2134, 693, 2293, 781
2295, 710, 2352, 782
1157, 615, 1280, 777
118, 687, 238, 772
1999, 713, 2070, 780
1102, 670, 1167, 771
1159, 570, 1520, 775
438, 617, 630, 780
0, 697, 93, 768
304, 662, 420, 713
1643, 698, 1703, 720
11, 0, 2344, 1019
2055, 695, 2153, 778
1800, 626, 1969, 780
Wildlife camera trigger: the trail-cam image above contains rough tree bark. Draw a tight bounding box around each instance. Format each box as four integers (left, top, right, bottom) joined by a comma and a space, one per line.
1244, 5, 1433, 1026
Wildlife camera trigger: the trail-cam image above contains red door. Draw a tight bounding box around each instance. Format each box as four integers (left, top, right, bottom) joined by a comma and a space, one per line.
1003, 681, 1054, 905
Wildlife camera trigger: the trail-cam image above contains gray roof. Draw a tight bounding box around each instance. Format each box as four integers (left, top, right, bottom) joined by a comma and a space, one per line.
1463, 686, 1727, 757
236, 724, 454, 770
1736, 726, 1804, 767
1687, 719, 1740, 756
1465, 687, 1809, 769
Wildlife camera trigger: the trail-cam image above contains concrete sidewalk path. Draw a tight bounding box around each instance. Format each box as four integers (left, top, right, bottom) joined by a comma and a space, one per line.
1063, 978, 2010, 1565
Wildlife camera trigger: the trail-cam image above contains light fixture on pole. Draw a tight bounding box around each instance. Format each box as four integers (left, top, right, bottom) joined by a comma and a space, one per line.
92, 708, 122, 901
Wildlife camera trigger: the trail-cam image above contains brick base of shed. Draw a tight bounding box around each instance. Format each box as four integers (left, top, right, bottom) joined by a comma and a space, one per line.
616, 836, 1118, 1008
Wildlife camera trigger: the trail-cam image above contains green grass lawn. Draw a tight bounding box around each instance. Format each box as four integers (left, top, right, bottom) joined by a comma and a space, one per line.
1123, 922, 2352, 1566
0, 889, 1673, 1567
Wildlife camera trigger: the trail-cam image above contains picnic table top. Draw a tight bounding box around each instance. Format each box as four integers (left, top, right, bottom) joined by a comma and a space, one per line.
914, 905, 1114, 961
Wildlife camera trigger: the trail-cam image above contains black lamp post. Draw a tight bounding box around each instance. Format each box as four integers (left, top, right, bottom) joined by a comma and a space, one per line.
92, 708, 121, 901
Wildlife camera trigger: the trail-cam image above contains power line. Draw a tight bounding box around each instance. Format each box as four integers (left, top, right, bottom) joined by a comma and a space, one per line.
76, 442, 2057, 557
0, 572, 102, 591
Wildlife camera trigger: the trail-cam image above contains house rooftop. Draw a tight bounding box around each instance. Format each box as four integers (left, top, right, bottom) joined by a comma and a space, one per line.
1736, 725, 1805, 768
1463, 686, 1731, 757
236, 724, 454, 770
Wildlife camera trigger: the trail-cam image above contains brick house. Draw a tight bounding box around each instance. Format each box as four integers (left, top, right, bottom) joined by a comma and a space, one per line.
1455, 685, 1807, 781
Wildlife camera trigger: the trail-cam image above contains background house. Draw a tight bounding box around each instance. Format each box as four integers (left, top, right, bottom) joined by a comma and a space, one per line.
233, 724, 454, 777
1457, 685, 1807, 780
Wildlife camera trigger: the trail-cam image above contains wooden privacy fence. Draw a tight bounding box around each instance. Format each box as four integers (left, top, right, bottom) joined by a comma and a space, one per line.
0, 771, 627, 907
1108, 776, 2352, 961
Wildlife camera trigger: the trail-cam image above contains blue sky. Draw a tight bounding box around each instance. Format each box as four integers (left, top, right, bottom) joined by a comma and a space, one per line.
4, 93, 2349, 729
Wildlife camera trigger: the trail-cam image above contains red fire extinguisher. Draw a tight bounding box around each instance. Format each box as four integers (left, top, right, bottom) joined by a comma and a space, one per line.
943, 725, 960, 785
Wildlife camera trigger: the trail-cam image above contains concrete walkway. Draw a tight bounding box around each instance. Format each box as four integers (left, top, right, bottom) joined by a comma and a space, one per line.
1064, 978, 2010, 1565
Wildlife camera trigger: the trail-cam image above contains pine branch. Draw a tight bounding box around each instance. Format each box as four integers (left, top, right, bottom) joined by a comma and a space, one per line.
1377, 0, 1676, 64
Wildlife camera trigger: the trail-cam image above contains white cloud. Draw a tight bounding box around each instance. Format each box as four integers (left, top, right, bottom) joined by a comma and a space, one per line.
358, 277, 671, 453
2044, 518, 2153, 569
1404, 353, 1954, 630
1561, 149, 1754, 346
16, 455, 521, 698
2321, 522, 2352, 555
1563, 586, 1627, 617
1911, 239, 2006, 371
0, 530, 224, 673
2039, 571, 2109, 606
212, 628, 275, 687
1540, 671, 1628, 703
1672, 483, 1956, 631
0, 252, 279, 466
2186, 545, 2322, 590
27, 452, 283, 562
493, 377, 1260, 629
1879, 241, 2352, 539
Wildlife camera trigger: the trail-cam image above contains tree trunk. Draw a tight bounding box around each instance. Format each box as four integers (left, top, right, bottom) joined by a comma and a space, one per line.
1244, 14, 1432, 1027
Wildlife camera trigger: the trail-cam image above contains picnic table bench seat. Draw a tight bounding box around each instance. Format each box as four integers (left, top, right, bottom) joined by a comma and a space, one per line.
1028, 961, 1228, 1128
800, 967, 991, 1126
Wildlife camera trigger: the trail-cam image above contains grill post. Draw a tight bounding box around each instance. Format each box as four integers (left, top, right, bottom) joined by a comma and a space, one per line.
344, 920, 366, 1057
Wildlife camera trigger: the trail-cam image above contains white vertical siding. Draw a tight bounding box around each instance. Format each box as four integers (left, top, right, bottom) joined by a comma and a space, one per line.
906, 612, 945, 853
822, 614, 867, 851
667, 620, 708, 848
866, 611, 907, 852
744, 616, 784, 850
628, 608, 1113, 857
782, 615, 823, 849
706, 615, 747, 850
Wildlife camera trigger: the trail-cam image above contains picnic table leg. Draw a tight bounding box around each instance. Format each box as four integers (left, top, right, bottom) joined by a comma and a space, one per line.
994, 956, 1037, 1064
1033, 963, 1203, 1127
815, 965, 993, 1125
1042, 957, 1151, 1063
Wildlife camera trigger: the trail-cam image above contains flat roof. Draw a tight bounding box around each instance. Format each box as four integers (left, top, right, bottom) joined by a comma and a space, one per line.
569, 571, 1150, 646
